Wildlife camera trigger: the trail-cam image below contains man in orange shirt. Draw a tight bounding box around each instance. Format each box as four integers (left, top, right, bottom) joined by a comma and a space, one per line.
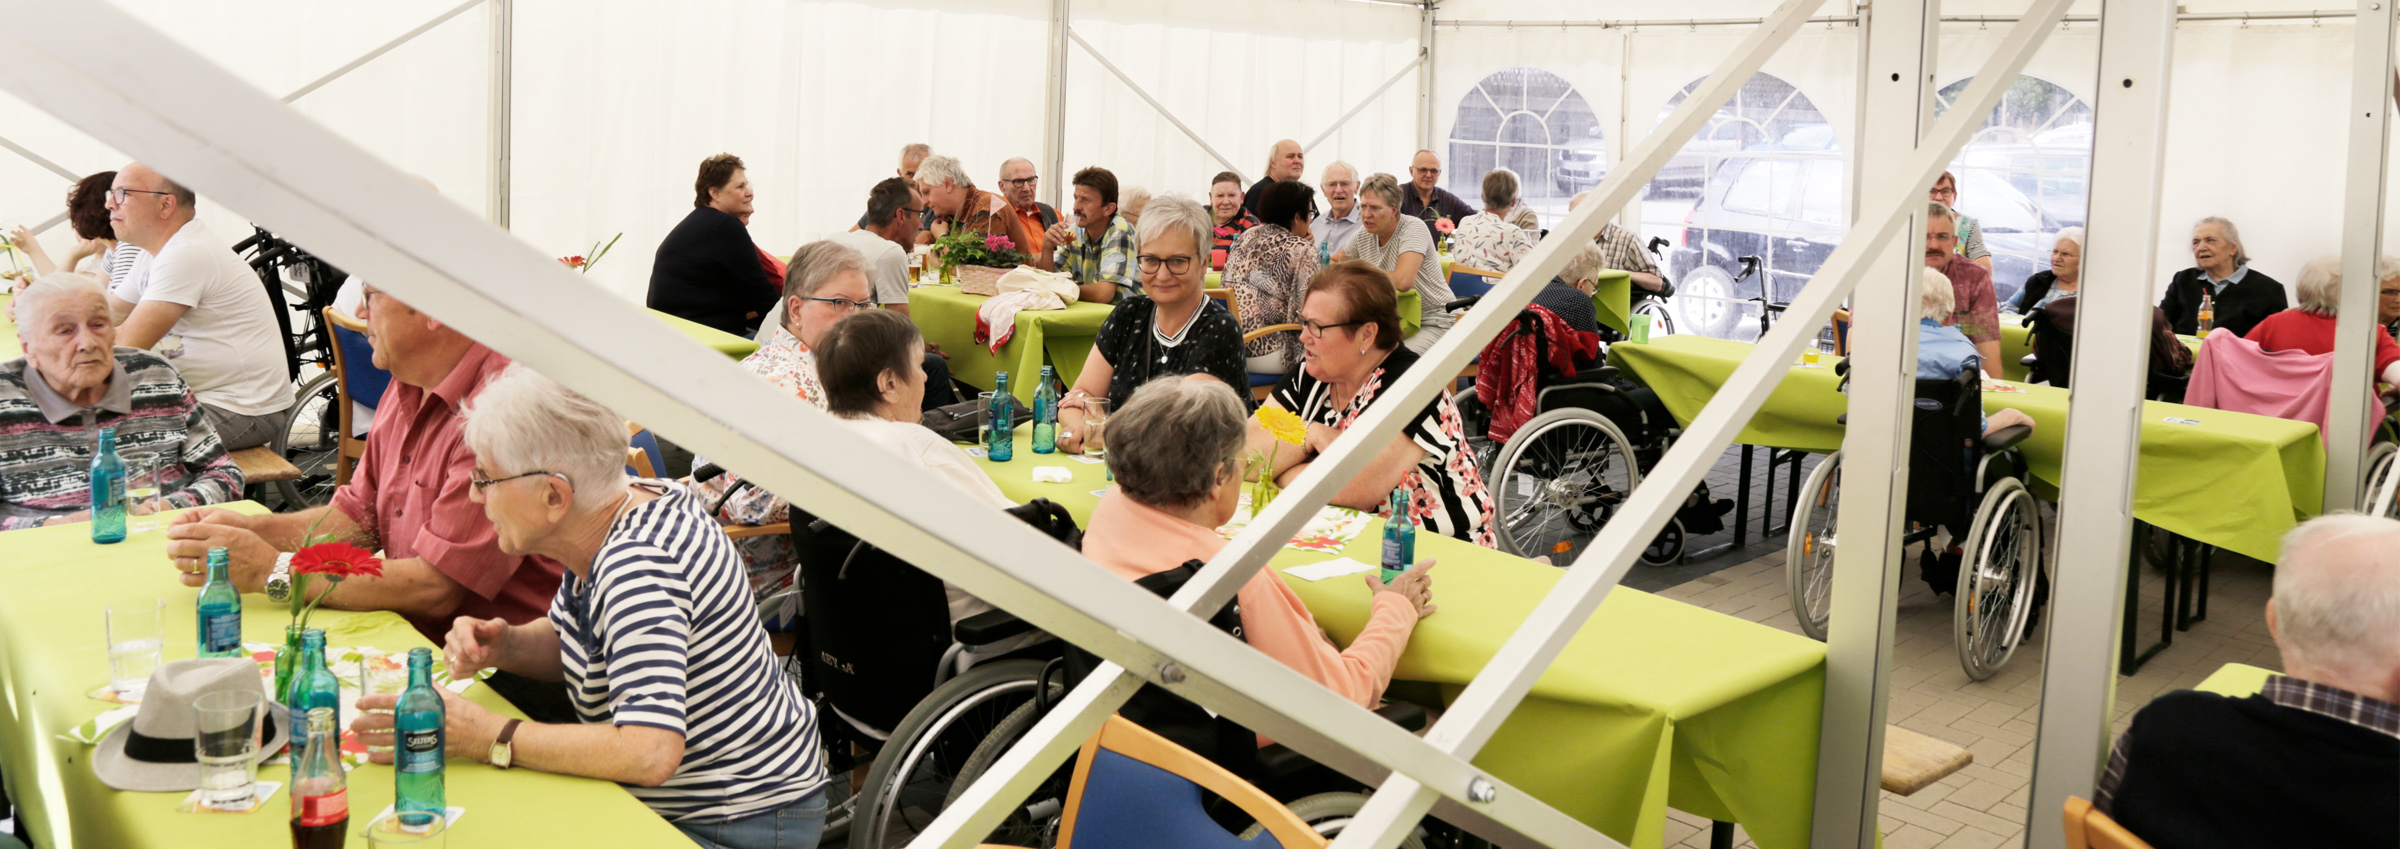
998, 158, 1060, 271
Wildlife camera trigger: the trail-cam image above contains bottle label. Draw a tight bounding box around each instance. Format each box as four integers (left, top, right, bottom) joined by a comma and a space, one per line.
298, 790, 347, 826
1382, 535, 1403, 571
399, 728, 444, 774
202, 608, 241, 653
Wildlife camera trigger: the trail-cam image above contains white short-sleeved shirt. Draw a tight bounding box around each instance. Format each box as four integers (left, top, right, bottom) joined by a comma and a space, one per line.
829, 228, 912, 306
1344, 216, 1455, 349
114, 221, 291, 416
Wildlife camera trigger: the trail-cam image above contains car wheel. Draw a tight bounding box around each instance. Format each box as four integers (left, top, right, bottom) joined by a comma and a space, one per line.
1676, 265, 1745, 339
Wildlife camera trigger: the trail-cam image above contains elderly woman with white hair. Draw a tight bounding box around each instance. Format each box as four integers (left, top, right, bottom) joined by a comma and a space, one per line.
1340, 173, 1455, 354
2160, 216, 2288, 337
0, 272, 242, 530
1082, 376, 1436, 709
1055, 194, 1248, 454
376, 364, 829, 849
2244, 255, 2400, 389
2011, 227, 2084, 313
1448, 169, 1537, 274
1913, 267, 2037, 436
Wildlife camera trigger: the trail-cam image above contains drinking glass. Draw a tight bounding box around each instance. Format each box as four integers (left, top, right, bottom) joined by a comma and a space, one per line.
359, 660, 407, 755
125, 452, 162, 533
193, 689, 261, 809
1082, 398, 1111, 459
365, 811, 449, 846
974, 392, 996, 450
105, 598, 164, 695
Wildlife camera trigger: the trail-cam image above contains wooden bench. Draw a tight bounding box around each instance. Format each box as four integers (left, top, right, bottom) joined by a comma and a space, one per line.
1704, 725, 1972, 846
228, 446, 301, 485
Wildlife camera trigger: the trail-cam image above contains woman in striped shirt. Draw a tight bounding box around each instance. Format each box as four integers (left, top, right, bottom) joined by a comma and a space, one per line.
356, 364, 827, 849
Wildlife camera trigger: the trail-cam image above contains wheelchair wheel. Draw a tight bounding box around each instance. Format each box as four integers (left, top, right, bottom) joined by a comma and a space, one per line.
2360, 442, 2399, 518
940, 687, 1073, 847
850, 659, 1051, 849
1634, 298, 1675, 336
274, 370, 341, 509
1490, 409, 1640, 563
1955, 477, 2042, 681
1785, 451, 1841, 641
1239, 792, 1429, 849
1639, 517, 1686, 567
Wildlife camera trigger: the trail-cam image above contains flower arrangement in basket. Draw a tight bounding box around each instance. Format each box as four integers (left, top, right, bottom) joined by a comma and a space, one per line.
1244, 406, 1310, 513
934, 230, 1031, 292
273, 513, 385, 698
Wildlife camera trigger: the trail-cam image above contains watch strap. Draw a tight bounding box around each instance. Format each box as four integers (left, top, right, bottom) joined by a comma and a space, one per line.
497, 718, 523, 746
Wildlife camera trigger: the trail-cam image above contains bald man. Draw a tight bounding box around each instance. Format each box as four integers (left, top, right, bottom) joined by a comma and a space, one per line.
1400, 149, 1476, 227
1244, 139, 1306, 218
998, 158, 1060, 270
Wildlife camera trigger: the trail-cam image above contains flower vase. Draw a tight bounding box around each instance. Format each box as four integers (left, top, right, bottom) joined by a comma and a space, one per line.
274, 624, 304, 701
939, 260, 956, 286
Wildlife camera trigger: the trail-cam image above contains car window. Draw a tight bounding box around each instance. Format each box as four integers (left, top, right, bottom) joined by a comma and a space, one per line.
1799, 159, 1844, 227
1721, 159, 1774, 216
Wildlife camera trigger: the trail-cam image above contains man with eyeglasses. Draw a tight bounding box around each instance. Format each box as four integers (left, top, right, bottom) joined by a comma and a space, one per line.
102, 162, 293, 449
999, 158, 1060, 267
162, 282, 573, 719
829, 177, 923, 318
1399, 150, 1476, 229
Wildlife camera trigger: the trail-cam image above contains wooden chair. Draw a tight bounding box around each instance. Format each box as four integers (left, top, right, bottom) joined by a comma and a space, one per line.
1242, 323, 1301, 401
1446, 265, 1504, 300
2064, 796, 2156, 849
228, 446, 301, 487
980, 715, 1327, 849
648, 421, 794, 541
1831, 308, 1853, 357
1203, 287, 1238, 322
318, 307, 373, 486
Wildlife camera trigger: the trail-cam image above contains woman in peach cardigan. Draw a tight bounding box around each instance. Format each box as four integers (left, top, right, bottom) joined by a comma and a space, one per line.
1078, 375, 1436, 707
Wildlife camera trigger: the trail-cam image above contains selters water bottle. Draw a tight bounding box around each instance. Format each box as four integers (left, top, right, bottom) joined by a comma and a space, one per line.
90, 426, 126, 543
197, 547, 243, 658
1031, 365, 1060, 454
1380, 487, 1415, 584
285, 629, 343, 764
988, 372, 1016, 462
395, 648, 446, 833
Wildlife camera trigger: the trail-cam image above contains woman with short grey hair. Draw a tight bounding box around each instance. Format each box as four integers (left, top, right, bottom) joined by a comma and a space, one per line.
2244, 255, 2400, 388
1450, 169, 1536, 274
1054, 194, 1248, 455
1080, 376, 1437, 708
2012, 226, 2084, 313
1340, 173, 1454, 354
407, 364, 830, 849
2160, 216, 2287, 336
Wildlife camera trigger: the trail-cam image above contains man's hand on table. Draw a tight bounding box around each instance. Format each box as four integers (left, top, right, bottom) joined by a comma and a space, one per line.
165, 511, 279, 591
353, 686, 506, 765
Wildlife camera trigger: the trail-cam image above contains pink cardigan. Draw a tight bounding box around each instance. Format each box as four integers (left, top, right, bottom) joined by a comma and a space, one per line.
1080, 492, 1417, 708
2188, 328, 2386, 449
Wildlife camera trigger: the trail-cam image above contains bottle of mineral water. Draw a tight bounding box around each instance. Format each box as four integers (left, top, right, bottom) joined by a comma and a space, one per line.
197, 547, 243, 658
90, 426, 126, 544
1031, 365, 1060, 454
395, 648, 446, 833
1380, 487, 1415, 584
988, 372, 1016, 462
285, 629, 343, 763
2196, 291, 2215, 334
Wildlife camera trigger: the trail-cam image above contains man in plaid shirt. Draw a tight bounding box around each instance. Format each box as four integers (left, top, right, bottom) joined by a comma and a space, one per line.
2093, 514, 2399, 848
1567, 190, 1668, 295
1048, 166, 1140, 305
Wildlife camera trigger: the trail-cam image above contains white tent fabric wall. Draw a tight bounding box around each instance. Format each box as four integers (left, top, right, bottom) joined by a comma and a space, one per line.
0, 0, 489, 268
1059, 0, 1420, 214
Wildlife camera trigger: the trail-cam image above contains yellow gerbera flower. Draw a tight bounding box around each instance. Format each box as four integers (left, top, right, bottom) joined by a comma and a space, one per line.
1256, 406, 1308, 446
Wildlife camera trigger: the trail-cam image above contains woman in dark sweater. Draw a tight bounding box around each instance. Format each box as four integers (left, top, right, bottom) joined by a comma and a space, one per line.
2157, 216, 2287, 337
647, 153, 778, 337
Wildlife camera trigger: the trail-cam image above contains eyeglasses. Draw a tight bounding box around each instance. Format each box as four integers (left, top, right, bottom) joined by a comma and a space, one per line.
1135, 254, 1200, 275
1299, 319, 1364, 337
1929, 186, 1958, 198
802, 295, 874, 312
901, 207, 926, 217
469, 469, 563, 491
107, 188, 172, 205
1410, 167, 1440, 177
1000, 177, 1039, 189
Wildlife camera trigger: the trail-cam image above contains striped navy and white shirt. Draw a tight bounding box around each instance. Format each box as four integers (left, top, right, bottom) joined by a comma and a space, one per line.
551, 481, 826, 823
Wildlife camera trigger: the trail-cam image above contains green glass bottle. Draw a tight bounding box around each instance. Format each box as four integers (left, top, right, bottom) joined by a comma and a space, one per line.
196, 547, 242, 658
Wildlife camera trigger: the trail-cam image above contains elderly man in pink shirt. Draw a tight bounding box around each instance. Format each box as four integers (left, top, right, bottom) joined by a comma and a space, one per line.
1927, 201, 2003, 378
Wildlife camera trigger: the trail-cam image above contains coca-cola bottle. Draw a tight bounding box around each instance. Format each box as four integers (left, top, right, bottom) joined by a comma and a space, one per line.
290, 707, 348, 849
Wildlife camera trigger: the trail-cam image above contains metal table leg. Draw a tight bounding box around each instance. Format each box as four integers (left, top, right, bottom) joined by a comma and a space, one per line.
2121, 521, 2176, 675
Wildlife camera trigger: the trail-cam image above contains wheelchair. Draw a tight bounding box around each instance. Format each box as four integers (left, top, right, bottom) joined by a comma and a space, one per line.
2361, 414, 2400, 518
1784, 364, 2045, 681
1448, 297, 1706, 566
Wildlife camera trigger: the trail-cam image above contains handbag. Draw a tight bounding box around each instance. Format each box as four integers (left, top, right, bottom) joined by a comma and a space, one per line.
921, 395, 1033, 443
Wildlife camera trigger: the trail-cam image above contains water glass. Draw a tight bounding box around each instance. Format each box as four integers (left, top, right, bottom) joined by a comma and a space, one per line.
365, 811, 448, 846
193, 689, 261, 809
1082, 398, 1111, 459
974, 392, 996, 449
360, 660, 407, 755
105, 598, 164, 695
125, 452, 162, 533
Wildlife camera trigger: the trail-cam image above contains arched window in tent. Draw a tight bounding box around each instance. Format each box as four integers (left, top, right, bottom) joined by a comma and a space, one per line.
1641, 72, 1842, 341
1934, 74, 2093, 307
1445, 67, 1604, 226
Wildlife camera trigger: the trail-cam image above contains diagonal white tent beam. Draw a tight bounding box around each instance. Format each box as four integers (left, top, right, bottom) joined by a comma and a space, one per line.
1302, 54, 1427, 154
279, 0, 486, 103
0, 4, 1605, 848
1066, 27, 1246, 181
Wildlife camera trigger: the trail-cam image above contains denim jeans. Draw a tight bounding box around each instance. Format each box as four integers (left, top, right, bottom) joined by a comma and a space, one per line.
677, 791, 828, 849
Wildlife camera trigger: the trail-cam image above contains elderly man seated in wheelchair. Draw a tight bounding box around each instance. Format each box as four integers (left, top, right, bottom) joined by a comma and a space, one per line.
1786, 267, 2045, 681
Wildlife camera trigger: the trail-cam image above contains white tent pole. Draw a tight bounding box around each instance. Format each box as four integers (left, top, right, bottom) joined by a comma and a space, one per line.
0, 133, 77, 180
1418, 4, 1435, 151
1065, 27, 1245, 181
281, 0, 486, 103
1302, 55, 1425, 155
1041, 0, 1069, 209
2022, 2, 2178, 845
486, 0, 511, 227
2325, 0, 2393, 510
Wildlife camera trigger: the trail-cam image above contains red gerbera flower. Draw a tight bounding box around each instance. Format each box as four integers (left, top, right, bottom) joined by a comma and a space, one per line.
291, 542, 384, 580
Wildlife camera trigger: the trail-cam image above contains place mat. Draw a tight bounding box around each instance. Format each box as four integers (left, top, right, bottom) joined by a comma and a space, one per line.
175, 780, 281, 814
1218, 495, 1373, 552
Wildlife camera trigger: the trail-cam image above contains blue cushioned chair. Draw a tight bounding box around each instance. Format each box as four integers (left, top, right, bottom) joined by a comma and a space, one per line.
1243, 324, 1302, 402
983, 715, 1325, 849
627, 424, 664, 478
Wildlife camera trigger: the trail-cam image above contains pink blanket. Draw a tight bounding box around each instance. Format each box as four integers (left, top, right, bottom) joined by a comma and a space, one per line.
2187, 328, 2385, 449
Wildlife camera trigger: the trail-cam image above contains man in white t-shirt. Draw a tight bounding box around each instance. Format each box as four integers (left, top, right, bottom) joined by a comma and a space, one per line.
106, 163, 293, 449
831, 177, 919, 316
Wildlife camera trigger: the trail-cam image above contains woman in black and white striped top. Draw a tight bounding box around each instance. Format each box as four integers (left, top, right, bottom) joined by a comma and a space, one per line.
360, 363, 827, 849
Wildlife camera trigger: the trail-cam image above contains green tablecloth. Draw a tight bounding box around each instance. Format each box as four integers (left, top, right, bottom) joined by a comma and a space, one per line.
969, 436, 1826, 849
908, 286, 1115, 402
650, 308, 758, 359
2193, 662, 2275, 697
1609, 335, 2324, 561
0, 503, 685, 849
1, 293, 17, 360
1996, 321, 2201, 383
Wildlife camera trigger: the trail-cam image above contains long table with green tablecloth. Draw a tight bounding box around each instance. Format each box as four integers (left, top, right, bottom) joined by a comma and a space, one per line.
969, 436, 1826, 849
909, 285, 1116, 402
1996, 320, 2202, 383
1610, 334, 2323, 561
0, 503, 685, 849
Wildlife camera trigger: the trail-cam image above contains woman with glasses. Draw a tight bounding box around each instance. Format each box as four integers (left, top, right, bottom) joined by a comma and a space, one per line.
1929, 172, 1992, 272
1055, 194, 1249, 454
388, 364, 829, 849
1247, 261, 1496, 548
691, 240, 875, 632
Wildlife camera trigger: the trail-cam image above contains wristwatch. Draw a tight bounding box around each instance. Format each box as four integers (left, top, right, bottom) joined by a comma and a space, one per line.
264, 552, 295, 601
490, 718, 524, 769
